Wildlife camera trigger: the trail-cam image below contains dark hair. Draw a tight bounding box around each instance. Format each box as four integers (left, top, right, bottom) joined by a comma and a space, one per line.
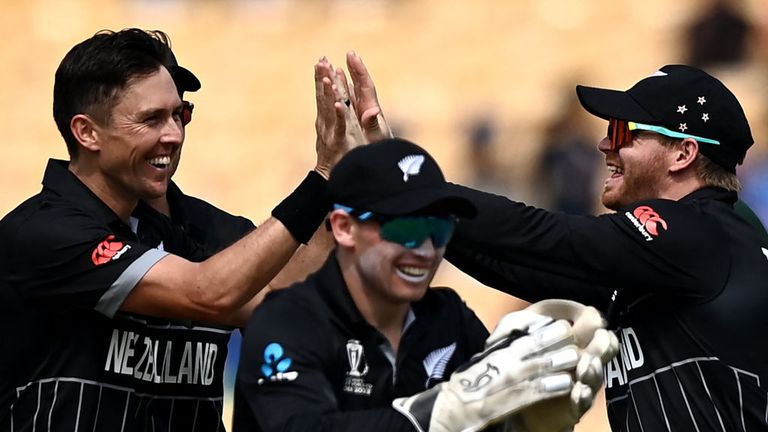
52, 28, 174, 159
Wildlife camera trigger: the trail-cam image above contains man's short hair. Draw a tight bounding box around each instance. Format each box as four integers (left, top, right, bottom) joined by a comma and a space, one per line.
52, 28, 172, 159
658, 135, 742, 191
694, 152, 742, 192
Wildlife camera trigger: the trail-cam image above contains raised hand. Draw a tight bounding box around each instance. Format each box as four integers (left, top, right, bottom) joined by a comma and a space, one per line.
346, 51, 393, 142
313, 57, 365, 179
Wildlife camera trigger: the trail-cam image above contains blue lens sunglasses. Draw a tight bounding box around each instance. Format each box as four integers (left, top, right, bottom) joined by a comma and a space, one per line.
334, 204, 458, 249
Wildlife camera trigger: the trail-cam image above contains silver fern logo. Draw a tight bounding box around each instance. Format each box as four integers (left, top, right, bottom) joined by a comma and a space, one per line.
423, 342, 456, 388
398, 154, 425, 182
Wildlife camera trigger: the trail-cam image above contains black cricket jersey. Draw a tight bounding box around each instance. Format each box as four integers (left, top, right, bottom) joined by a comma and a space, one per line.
445, 184, 768, 431
1, 160, 217, 431
232, 255, 489, 432
128, 181, 256, 432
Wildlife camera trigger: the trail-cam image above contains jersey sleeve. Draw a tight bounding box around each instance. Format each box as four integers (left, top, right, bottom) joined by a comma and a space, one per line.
234, 292, 416, 432
446, 184, 728, 305
3, 204, 167, 317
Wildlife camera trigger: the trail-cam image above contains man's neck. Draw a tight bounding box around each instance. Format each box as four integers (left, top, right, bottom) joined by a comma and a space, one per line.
69, 163, 138, 222
662, 171, 708, 201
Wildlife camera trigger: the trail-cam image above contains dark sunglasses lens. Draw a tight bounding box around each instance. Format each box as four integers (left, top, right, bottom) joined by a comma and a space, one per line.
609, 119, 630, 150
380, 217, 456, 249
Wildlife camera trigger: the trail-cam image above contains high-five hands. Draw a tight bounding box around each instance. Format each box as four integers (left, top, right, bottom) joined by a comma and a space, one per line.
313, 52, 394, 179
392, 299, 618, 432
313, 56, 365, 179
344, 51, 393, 142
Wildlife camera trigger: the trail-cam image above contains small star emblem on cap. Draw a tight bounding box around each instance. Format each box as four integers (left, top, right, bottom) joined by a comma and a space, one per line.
679, 123, 688, 132
697, 96, 706, 105
702, 113, 709, 122
677, 105, 688, 114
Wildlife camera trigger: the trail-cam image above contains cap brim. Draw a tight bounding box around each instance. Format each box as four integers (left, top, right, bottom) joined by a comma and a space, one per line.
576, 85, 656, 123
171, 66, 201, 93
366, 186, 477, 219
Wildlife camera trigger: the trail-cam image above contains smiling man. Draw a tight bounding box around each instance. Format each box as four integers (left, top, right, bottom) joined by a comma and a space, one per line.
233, 138, 618, 432
441, 65, 768, 431
0, 28, 351, 431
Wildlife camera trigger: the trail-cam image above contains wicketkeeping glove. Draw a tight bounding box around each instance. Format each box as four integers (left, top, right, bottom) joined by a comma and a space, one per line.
392, 305, 584, 432
503, 300, 619, 432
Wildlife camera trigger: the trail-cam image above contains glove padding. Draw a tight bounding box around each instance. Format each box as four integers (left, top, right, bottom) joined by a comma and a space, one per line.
392, 305, 584, 432
504, 300, 619, 432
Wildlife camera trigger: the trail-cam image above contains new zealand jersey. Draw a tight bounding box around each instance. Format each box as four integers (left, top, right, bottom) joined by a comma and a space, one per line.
125, 183, 256, 432
232, 255, 489, 432
445, 185, 768, 431
0, 160, 231, 431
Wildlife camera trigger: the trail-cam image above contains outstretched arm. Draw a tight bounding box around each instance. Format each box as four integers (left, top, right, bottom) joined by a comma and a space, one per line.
121, 58, 362, 327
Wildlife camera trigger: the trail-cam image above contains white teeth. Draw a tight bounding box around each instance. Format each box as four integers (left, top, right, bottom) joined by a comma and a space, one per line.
395, 266, 430, 283
608, 165, 624, 174
399, 266, 428, 277
147, 156, 171, 168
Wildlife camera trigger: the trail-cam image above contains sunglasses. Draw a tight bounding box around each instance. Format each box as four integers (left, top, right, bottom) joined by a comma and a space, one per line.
334, 204, 458, 249
181, 100, 194, 126
607, 118, 720, 151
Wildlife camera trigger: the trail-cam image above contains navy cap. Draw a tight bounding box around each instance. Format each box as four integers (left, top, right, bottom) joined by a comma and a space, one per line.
577, 65, 753, 173
328, 138, 476, 218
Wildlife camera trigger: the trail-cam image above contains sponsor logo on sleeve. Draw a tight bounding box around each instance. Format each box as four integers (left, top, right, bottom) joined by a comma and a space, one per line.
92, 234, 132, 265
258, 343, 297, 384
624, 206, 668, 241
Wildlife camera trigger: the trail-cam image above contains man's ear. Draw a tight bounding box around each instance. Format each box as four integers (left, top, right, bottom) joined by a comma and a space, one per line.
70, 114, 101, 152
669, 138, 699, 173
329, 210, 356, 247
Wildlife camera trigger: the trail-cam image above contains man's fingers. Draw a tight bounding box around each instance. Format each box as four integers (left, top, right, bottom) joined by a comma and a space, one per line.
318, 77, 336, 124
332, 101, 347, 144
347, 50, 375, 100
333, 67, 351, 103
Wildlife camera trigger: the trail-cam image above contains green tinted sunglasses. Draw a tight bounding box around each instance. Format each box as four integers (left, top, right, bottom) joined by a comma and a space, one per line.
335, 204, 458, 249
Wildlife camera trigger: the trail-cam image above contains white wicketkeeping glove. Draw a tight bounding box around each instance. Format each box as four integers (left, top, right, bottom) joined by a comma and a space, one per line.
503, 299, 619, 432
392, 306, 585, 432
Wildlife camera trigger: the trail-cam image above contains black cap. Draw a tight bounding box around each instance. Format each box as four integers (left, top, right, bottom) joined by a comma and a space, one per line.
328, 138, 477, 218
576, 65, 753, 173
170, 64, 201, 93
151, 36, 201, 93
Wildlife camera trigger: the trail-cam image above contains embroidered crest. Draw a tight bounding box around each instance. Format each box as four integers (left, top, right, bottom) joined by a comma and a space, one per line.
423, 342, 456, 387
398, 155, 425, 182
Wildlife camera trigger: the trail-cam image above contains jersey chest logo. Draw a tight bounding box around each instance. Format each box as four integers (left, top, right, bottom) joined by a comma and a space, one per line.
343, 339, 373, 396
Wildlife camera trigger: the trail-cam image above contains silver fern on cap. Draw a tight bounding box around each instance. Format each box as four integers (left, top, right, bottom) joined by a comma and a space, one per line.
398, 155, 425, 182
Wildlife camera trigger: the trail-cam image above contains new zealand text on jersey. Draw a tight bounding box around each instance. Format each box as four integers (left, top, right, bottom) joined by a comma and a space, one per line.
104, 329, 218, 385
604, 327, 645, 389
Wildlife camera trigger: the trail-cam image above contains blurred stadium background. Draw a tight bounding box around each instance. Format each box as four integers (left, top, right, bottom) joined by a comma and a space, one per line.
3, 0, 768, 430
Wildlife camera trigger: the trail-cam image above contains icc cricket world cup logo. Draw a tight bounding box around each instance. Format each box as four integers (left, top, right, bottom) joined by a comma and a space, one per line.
346, 339, 368, 377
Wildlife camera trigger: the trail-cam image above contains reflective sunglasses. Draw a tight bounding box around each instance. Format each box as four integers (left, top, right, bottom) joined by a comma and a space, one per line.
607, 118, 720, 151
334, 204, 458, 249
181, 100, 194, 126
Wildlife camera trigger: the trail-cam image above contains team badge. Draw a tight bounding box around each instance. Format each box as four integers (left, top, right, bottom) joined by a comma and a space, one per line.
423, 342, 456, 388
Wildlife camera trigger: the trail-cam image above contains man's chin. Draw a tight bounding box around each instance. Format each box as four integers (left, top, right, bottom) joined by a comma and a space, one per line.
601, 192, 622, 211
